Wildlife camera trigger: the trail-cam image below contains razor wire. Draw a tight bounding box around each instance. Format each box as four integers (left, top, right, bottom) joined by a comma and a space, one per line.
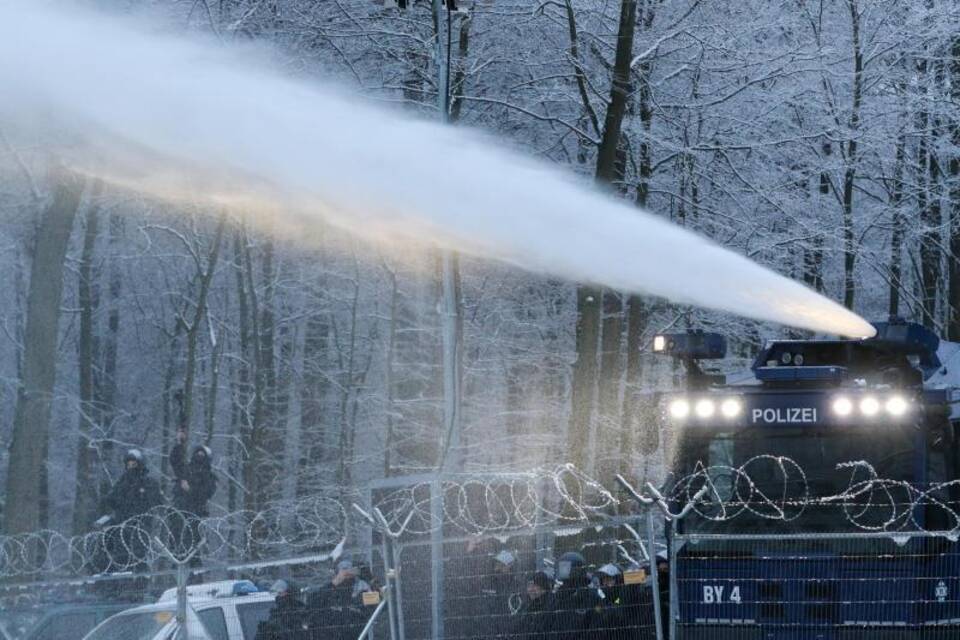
0, 466, 623, 581
5, 457, 959, 581
367, 464, 621, 536
669, 455, 960, 533
0, 496, 347, 580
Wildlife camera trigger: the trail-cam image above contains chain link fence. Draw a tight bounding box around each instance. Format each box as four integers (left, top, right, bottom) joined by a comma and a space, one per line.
5, 460, 960, 640
0, 466, 664, 640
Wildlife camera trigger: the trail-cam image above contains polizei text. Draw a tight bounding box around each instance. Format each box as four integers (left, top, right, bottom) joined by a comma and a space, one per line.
750, 407, 817, 424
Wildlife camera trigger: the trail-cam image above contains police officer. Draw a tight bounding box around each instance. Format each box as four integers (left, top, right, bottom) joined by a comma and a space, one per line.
512, 570, 557, 640
594, 564, 634, 640
479, 549, 520, 639
169, 429, 217, 516
307, 559, 371, 640
169, 429, 217, 563
551, 552, 601, 640
103, 449, 163, 524
446, 537, 493, 640
256, 580, 310, 640
100, 449, 162, 597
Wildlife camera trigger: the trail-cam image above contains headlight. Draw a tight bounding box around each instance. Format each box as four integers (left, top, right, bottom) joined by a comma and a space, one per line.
832, 396, 853, 417
653, 335, 666, 352
694, 399, 715, 418
720, 398, 742, 418
885, 395, 909, 416
668, 399, 690, 419
859, 396, 880, 417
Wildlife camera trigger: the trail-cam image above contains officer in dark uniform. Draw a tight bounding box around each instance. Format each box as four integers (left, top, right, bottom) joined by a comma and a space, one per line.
256, 580, 310, 640
306, 559, 372, 640
479, 549, 520, 639
102, 448, 163, 572
512, 570, 557, 640
551, 552, 601, 640
168, 429, 217, 563
104, 449, 163, 522
595, 563, 649, 640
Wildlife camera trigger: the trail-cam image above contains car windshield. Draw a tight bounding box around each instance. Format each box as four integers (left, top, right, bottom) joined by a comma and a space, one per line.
674, 425, 921, 534
85, 610, 174, 640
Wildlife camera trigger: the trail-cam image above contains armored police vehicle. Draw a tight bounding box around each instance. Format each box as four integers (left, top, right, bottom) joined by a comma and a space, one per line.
655, 319, 960, 639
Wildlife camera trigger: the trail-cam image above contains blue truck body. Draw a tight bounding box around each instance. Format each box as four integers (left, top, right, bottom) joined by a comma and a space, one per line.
658, 322, 960, 638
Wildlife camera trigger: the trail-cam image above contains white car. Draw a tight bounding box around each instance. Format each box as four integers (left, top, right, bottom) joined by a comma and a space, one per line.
83, 581, 276, 640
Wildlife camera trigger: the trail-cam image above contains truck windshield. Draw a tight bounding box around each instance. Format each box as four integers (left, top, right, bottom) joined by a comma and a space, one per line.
674, 425, 922, 534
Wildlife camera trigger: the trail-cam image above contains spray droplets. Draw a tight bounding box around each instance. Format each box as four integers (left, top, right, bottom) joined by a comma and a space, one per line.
0, 3, 875, 337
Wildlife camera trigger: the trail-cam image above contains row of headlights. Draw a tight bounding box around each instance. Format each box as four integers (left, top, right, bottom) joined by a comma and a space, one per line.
831, 394, 910, 417
668, 397, 743, 420
666, 394, 912, 421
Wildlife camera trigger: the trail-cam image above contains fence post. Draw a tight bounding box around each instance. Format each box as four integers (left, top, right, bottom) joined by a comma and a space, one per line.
353, 504, 415, 640
617, 476, 707, 640
381, 535, 400, 640
153, 532, 201, 640
391, 538, 407, 640
615, 475, 663, 640
645, 509, 664, 640
176, 559, 188, 640
669, 519, 679, 640
430, 479, 444, 640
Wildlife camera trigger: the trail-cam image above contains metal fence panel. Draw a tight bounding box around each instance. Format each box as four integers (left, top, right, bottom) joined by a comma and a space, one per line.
390, 520, 660, 640
673, 531, 960, 640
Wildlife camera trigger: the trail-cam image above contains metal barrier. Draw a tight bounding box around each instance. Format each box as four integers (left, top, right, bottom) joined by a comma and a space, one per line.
671, 530, 960, 640
0, 467, 642, 640
0, 522, 662, 640
362, 470, 665, 640
382, 519, 660, 640
16, 461, 960, 639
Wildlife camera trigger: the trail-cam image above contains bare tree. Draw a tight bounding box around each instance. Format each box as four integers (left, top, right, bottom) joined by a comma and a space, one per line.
4, 167, 82, 535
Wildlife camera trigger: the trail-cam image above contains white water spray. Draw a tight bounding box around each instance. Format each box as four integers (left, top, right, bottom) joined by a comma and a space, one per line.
0, 2, 875, 338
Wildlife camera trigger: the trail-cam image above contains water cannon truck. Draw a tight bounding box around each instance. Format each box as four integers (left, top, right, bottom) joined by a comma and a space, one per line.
653, 318, 960, 639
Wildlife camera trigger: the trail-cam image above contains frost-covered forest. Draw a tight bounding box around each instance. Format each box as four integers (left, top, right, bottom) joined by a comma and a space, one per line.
0, 0, 959, 539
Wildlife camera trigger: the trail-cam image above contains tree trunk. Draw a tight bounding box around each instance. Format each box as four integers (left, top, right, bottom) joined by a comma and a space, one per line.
621, 296, 648, 463
239, 231, 261, 514
841, 0, 863, 310
230, 226, 252, 514
567, 0, 637, 473
382, 266, 399, 477
438, 251, 463, 470
597, 292, 623, 480
336, 259, 362, 490
595, 0, 637, 185
948, 37, 960, 340
255, 238, 278, 504
567, 287, 601, 472
4, 168, 82, 535
448, 12, 471, 124
205, 328, 223, 444
179, 215, 226, 460
889, 133, 907, 317
72, 180, 103, 535
96, 212, 122, 497
298, 312, 330, 493
916, 56, 942, 328
921, 124, 943, 328
623, 31, 655, 468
